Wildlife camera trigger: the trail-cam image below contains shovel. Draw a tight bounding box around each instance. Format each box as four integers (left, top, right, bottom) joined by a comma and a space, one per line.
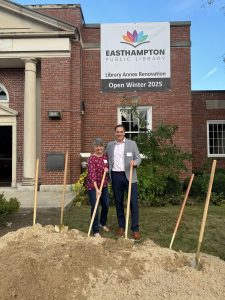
125, 164, 133, 240
55, 151, 69, 233
33, 158, 39, 226
191, 159, 217, 270
87, 170, 107, 237
169, 173, 194, 249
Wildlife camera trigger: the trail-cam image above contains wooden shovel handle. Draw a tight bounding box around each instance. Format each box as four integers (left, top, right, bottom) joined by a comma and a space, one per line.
33, 158, 39, 226
169, 174, 194, 249
60, 151, 69, 226
195, 159, 217, 269
125, 164, 133, 240
88, 170, 107, 237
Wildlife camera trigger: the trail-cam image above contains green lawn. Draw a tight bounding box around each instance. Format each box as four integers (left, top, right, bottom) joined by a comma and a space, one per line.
64, 203, 225, 261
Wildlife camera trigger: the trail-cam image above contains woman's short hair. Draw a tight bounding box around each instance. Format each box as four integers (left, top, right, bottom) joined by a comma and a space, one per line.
93, 137, 104, 146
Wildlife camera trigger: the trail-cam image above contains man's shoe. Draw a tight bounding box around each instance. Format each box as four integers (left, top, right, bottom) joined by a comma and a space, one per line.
116, 227, 125, 237
132, 231, 141, 241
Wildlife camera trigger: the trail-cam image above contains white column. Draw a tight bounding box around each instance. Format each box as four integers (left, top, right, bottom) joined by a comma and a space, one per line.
22, 58, 37, 186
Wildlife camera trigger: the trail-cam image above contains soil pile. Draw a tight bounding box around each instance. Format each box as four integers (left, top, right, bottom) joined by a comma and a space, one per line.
0, 224, 225, 300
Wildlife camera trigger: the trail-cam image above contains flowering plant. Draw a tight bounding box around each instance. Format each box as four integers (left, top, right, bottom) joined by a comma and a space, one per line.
71, 170, 88, 205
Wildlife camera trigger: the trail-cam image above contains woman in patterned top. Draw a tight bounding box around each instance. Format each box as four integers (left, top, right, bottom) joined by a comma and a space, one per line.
87, 137, 110, 237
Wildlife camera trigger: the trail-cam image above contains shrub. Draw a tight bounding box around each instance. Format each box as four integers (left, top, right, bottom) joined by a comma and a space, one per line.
213, 172, 225, 196
211, 192, 225, 205
135, 124, 191, 206
71, 170, 88, 205
0, 193, 20, 224
183, 168, 225, 205
137, 164, 182, 206
183, 174, 209, 198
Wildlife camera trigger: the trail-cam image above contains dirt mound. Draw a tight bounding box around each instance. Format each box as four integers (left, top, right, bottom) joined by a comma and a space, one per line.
0, 224, 225, 300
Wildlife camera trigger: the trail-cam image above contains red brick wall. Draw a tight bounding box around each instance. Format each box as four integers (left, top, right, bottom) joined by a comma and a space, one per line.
192, 91, 225, 170
0, 69, 24, 182
40, 57, 72, 185
34, 7, 84, 29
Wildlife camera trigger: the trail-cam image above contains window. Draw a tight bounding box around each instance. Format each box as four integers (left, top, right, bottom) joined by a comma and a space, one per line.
0, 84, 9, 103
207, 121, 225, 157
118, 106, 152, 139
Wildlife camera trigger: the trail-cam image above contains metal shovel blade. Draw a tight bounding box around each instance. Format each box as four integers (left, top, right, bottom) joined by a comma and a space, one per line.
54, 224, 68, 233
191, 256, 202, 270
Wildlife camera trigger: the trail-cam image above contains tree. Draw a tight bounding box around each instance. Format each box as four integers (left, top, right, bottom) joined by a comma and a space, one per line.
202, 1, 225, 63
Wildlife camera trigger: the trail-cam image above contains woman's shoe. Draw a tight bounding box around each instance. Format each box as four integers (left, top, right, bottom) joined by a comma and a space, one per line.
100, 224, 110, 232
93, 232, 101, 238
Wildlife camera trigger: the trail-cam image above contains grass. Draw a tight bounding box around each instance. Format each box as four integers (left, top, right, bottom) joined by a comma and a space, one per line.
64, 203, 225, 261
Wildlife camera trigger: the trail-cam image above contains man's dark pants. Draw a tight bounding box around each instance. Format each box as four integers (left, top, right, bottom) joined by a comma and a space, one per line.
111, 171, 139, 232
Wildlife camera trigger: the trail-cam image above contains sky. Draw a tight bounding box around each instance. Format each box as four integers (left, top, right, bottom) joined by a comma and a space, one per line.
15, 0, 225, 91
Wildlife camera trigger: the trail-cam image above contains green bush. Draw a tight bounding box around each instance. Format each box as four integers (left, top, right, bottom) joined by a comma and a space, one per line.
0, 193, 20, 224
137, 164, 182, 206
183, 174, 209, 198
183, 168, 225, 205
135, 124, 191, 206
71, 170, 89, 205
164, 177, 182, 195
213, 172, 225, 195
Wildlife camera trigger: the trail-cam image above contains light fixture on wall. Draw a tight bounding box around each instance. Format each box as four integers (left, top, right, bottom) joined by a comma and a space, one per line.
80, 101, 85, 115
48, 110, 62, 120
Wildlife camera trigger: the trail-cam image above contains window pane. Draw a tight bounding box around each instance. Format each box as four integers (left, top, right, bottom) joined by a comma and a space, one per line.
121, 110, 130, 122
209, 138, 214, 147
0, 87, 7, 101
122, 122, 130, 132
131, 120, 139, 131
139, 110, 147, 123
125, 132, 131, 139
130, 132, 139, 140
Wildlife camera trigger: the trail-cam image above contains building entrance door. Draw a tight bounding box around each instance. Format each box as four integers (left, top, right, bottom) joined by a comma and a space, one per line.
0, 126, 12, 186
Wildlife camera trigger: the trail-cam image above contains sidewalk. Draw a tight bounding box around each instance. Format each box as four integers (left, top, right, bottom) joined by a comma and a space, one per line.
0, 188, 75, 211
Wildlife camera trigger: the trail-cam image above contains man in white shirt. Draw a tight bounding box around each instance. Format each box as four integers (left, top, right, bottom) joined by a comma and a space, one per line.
106, 124, 141, 240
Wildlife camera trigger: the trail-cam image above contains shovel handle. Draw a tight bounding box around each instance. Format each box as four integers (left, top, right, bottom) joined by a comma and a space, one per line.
125, 164, 133, 240
88, 170, 107, 237
169, 174, 194, 249
60, 151, 69, 226
195, 159, 217, 269
33, 158, 39, 226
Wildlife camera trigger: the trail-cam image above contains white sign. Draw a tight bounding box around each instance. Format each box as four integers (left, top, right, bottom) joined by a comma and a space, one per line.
101, 22, 170, 92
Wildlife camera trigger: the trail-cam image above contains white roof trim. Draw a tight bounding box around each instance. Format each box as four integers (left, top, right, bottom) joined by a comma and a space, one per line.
0, 104, 18, 116
1, 0, 78, 35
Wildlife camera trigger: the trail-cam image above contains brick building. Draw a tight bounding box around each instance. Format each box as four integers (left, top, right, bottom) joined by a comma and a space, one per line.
0, 1, 224, 189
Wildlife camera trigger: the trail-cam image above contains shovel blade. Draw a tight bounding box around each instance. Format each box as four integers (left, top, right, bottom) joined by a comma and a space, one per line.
191, 257, 202, 270
54, 225, 68, 233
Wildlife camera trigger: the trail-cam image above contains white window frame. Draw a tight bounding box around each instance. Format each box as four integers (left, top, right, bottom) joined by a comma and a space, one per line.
117, 106, 152, 139
207, 120, 225, 157
0, 84, 9, 104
